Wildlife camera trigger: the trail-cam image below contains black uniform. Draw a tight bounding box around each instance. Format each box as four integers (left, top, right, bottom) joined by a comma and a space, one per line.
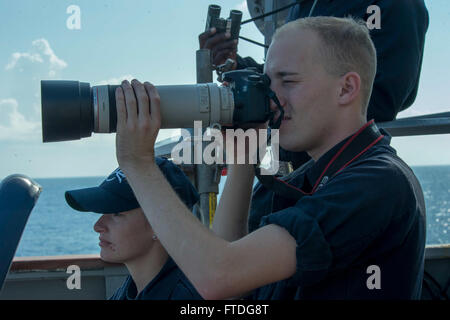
110, 258, 203, 300
249, 124, 426, 299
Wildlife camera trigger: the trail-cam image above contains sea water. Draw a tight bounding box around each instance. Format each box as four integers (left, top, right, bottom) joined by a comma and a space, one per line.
12, 165, 450, 257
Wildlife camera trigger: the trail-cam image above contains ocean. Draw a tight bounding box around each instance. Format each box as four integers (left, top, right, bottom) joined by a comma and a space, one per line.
13, 165, 450, 257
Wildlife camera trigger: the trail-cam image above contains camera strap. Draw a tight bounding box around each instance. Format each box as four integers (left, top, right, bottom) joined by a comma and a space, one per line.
255, 120, 384, 201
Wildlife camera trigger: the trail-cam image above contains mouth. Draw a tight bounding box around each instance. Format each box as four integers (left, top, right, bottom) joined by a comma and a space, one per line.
99, 237, 112, 248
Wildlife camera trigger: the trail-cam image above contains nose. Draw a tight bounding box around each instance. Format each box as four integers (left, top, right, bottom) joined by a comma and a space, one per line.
268, 78, 285, 108
93, 214, 108, 233
269, 90, 286, 113
270, 97, 279, 112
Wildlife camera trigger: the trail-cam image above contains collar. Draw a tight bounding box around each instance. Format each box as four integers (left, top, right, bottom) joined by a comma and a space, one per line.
256, 121, 388, 201
303, 120, 388, 193
126, 257, 177, 299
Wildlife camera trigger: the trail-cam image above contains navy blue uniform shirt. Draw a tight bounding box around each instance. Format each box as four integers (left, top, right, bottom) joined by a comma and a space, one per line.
109, 257, 203, 300
248, 130, 426, 299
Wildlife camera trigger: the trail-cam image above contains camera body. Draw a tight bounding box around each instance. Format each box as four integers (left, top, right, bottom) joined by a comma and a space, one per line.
223, 69, 272, 129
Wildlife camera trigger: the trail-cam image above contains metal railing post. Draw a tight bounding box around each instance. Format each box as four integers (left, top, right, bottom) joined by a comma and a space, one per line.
195, 49, 220, 227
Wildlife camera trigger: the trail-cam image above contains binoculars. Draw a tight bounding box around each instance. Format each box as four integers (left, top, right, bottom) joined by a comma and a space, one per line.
205, 4, 242, 39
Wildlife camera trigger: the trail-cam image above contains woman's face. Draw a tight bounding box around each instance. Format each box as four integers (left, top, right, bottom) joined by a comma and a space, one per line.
93, 208, 155, 263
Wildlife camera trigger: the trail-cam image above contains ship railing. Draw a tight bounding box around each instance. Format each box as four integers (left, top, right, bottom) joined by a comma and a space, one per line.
154, 112, 450, 159
2, 244, 448, 300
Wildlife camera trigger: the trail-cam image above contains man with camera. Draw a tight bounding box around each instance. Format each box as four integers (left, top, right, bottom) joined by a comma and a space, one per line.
201, 0, 429, 235
114, 16, 425, 299
200, 0, 429, 170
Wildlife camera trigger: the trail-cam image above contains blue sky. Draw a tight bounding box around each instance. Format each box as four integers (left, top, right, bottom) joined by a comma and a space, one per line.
0, 0, 449, 178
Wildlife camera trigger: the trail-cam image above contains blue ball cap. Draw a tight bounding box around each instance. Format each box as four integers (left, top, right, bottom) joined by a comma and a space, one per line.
65, 158, 199, 214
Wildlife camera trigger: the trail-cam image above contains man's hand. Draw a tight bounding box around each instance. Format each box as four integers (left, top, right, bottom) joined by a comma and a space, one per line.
115, 79, 161, 172
199, 28, 238, 68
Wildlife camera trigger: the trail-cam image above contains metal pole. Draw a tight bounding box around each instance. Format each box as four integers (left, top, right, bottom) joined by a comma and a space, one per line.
195, 49, 220, 227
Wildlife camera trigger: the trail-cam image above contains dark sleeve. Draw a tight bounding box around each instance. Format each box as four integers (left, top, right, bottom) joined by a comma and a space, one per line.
259, 160, 413, 287
236, 55, 264, 73
286, 2, 300, 22
366, 0, 429, 121
155, 157, 199, 210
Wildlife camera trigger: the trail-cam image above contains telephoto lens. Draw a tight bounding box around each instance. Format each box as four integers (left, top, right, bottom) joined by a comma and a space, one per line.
41, 81, 114, 142
41, 71, 275, 143
40, 80, 235, 143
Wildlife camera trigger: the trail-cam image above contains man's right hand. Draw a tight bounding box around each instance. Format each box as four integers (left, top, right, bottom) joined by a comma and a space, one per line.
199, 27, 238, 68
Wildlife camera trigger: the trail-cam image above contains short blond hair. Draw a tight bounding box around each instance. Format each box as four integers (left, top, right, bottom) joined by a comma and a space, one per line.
273, 16, 377, 113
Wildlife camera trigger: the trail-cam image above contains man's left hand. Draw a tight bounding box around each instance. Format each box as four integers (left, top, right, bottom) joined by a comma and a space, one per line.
115, 79, 161, 172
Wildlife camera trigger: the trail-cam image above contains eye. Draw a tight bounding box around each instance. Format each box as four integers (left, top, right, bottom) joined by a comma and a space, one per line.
113, 213, 122, 217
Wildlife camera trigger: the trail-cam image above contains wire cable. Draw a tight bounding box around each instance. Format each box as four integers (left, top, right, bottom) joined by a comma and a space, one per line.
238, 35, 269, 48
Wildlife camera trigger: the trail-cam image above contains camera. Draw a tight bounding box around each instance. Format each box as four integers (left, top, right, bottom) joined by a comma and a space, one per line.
40, 70, 278, 143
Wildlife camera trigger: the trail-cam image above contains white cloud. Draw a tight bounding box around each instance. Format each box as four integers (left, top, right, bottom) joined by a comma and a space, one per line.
31, 38, 67, 71
5, 52, 43, 70
5, 38, 67, 77
0, 99, 40, 141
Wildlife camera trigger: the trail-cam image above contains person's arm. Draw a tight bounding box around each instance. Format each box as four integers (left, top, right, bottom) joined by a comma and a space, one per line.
211, 121, 268, 241
211, 164, 254, 241
366, 0, 429, 122
115, 79, 297, 299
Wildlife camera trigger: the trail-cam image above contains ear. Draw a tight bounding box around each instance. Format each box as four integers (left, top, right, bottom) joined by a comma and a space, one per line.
337, 72, 361, 106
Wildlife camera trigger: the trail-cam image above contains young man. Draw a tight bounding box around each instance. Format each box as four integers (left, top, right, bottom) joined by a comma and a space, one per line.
114, 17, 426, 299
199, 0, 429, 169
65, 158, 202, 300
